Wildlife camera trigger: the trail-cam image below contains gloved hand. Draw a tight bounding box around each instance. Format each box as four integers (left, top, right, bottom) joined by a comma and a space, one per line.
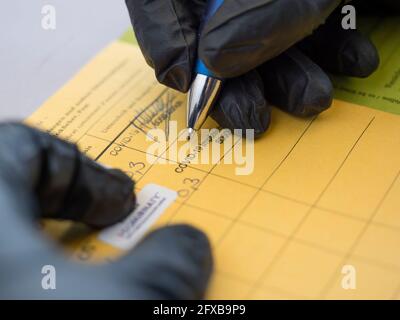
125, 0, 393, 137
0, 123, 212, 299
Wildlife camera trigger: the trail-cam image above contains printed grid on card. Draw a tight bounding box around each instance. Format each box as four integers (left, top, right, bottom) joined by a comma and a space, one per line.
28, 41, 400, 300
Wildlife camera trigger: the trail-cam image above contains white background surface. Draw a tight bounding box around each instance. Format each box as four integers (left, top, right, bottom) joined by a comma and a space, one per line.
0, 0, 131, 120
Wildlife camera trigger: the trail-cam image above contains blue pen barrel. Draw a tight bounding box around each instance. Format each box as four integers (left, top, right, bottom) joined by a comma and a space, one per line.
195, 0, 224, 77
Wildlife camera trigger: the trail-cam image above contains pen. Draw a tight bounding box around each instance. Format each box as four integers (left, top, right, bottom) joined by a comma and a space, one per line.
187, 0, 224, 136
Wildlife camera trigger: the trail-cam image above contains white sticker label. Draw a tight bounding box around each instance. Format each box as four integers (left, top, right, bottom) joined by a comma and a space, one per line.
99, 184, 177, 250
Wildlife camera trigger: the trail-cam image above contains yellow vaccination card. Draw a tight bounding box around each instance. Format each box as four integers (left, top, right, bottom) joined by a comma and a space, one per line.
27, 36, 400, 299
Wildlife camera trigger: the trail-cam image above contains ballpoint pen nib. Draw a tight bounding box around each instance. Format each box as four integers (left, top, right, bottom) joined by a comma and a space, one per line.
187, 74, 222, 132
187, 128, 195, 140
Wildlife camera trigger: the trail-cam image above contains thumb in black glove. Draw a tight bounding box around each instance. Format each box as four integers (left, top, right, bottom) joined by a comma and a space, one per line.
0, 123, 212, 299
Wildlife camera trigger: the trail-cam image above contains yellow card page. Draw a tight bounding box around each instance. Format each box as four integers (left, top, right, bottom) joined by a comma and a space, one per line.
27, 40, 400, 299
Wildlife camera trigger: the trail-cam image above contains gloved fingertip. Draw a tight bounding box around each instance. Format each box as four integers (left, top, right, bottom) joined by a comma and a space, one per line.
253, 108, 271, 138
339, 35, 380, 78
113, 224, 213, 299
289, 71, 334, 117
211, 71, 271, 137
102, 168, 137, 221
158, 65, 193, 93
126, 0, 200, 93
161, 224, 212, 261
299, 18, 380, 79
72, 159, 136, 229
148, 225, 213, 273
145, 224, 213, 299
260, 49, 333, 117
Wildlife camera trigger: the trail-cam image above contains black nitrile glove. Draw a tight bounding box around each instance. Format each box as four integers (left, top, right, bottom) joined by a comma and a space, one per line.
125, 0, 392, 136
0, 123, 212, 299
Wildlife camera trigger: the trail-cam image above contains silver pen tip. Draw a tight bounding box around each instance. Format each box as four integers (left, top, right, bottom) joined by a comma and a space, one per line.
187, 128, 195, 140
187, 74, 222, 131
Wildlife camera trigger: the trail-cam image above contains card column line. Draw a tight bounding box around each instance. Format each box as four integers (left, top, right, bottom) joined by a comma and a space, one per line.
214, 117, 316, 251
86, 131, 400, 236
167, 132, 242, 222
246, 116, 376, 298
133, 92, 187, 184
85, 127, 400, 275
184, 191, 400, 275
93, 88, 168, 161
319, 168, 400, 298
204, 117, 315, 298
90, 122, 400, 237
134, 129, 187, 184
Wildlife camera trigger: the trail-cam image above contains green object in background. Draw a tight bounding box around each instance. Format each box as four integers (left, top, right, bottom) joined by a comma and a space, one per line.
332, 16, 400, 115
119, 29, 138, 45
